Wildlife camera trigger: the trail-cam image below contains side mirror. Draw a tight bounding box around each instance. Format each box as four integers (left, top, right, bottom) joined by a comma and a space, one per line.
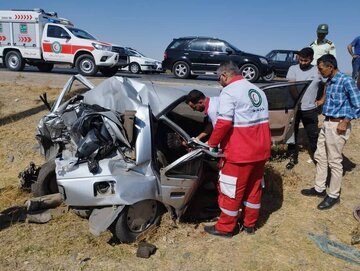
226, 48, 233, 55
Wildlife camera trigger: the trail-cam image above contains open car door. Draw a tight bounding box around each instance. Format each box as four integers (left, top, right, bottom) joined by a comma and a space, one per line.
160, 148, 206, 217
261, 81, 311, 143
156, 115, 213, 218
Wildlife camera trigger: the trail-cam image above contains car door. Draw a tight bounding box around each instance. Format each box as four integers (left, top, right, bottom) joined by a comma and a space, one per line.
184, 39, 209, 71
42, 24, 73, 63
280, 51, 298, 77
201, 39, 230, 72
160, 147, 206, 217
270, 51, 290, 77
155, 113, 216, 217
261, 81, 311, 143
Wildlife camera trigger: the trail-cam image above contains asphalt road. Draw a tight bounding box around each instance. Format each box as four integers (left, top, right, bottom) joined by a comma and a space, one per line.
0, 64, 275, 97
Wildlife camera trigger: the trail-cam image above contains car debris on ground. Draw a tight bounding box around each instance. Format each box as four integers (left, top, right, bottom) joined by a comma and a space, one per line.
0, 193, 64, 228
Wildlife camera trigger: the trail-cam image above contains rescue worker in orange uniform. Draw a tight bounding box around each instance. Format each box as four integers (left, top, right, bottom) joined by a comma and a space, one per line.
204, 61, 271, 237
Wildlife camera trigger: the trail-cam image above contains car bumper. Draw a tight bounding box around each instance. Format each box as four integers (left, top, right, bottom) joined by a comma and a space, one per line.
93, 51, 120, 67
162, 59, 172, 71
140, 62, 163, 72
259, 64, 273, 76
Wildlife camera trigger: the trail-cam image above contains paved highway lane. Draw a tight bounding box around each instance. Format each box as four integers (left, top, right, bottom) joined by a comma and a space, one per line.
0, 64, 276, 97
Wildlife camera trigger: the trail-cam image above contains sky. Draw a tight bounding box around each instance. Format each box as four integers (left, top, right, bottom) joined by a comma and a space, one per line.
1, 0, 359, 73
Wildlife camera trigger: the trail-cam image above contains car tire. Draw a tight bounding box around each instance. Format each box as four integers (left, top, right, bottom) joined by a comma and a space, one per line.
262, 71, 275, 82
111, 200, 162, 243
76, 55, 98, 76
99, 66, 118, 77
5, 51, 25, 71
239, 63, 259, 83
31, 159, 58, 197
129, 62, 141, 74
36, 63, 54, 73
173, 61, 190, 79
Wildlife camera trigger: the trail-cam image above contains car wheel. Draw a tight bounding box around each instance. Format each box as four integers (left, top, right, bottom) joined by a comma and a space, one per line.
239, 63, 259, 82
31, 159, 58, 197
262, 71, 275, 82
99, 66, 118, 77
173, 61, 190, 79
5, 51, 25, 71
111, 200, 162, 243
36, 63, 54, 73
129, 62, 141, 74
76, 55, 98, 76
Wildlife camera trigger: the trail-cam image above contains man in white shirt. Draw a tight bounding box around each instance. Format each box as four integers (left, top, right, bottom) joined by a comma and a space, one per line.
286, 47, 322, 169
310, 24, 336, 65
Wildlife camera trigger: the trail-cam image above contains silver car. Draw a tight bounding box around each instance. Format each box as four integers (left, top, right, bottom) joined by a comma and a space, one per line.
33, 75, 310, 243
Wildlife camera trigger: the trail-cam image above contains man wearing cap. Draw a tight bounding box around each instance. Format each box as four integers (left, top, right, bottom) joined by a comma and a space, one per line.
347, 35, 360, 80
310, 24, 336, 65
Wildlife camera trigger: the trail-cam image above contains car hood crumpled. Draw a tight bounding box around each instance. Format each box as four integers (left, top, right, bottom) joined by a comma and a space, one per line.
82, 76, 186, 118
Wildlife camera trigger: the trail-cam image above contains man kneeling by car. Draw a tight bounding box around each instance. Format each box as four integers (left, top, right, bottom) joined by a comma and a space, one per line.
204, 61, 271, 237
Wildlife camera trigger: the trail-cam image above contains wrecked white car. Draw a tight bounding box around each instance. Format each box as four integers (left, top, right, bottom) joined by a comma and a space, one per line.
33, 75, 310, 243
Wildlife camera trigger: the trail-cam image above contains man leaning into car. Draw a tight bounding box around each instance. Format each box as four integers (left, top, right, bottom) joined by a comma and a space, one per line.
204, 61, 271, 237
185, 89, 219, 141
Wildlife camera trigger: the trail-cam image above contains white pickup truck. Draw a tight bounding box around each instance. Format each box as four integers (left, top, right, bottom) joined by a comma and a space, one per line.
0, 9, 128, 76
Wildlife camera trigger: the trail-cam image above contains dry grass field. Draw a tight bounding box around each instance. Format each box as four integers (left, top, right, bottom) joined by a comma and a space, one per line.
0, 71, 359, 271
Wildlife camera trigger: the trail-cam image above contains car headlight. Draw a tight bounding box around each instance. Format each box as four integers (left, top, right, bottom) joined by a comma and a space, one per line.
259, 58, 268, 65
144, 61, 155, 64
92, 43, 112, 51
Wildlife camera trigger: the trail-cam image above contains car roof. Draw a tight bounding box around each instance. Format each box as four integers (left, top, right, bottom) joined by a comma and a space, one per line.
269, 49, 299, 53
176, 36, 218, 40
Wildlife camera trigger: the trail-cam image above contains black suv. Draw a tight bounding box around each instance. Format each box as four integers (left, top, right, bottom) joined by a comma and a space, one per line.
263, 50, 299, 81
162, 37, 272, 82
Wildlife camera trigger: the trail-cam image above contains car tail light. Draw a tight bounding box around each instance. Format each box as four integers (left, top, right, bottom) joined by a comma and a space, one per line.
163, 51, 168, 60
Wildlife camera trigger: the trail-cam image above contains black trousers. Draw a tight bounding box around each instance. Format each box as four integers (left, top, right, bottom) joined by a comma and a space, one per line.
288, 108, 319, 159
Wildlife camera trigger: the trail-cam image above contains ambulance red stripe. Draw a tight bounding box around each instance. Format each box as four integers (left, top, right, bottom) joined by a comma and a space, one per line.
42, 43, 95, 54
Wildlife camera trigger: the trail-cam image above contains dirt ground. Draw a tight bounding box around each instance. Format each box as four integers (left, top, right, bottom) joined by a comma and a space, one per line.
0, 70, 359, 271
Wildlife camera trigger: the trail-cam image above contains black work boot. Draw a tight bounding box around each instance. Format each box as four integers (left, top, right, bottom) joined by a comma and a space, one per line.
286, 157, 298, 170
240, 225, 256, 235
204, 225, 233, 238
301, 187, 326, 197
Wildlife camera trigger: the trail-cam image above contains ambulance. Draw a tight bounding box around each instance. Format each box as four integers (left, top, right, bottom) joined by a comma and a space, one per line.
0, 9, 128, 76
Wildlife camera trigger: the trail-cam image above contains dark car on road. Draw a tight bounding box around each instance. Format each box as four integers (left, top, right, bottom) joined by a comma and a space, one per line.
263, 49, 299, 81
162, 37, 272, 82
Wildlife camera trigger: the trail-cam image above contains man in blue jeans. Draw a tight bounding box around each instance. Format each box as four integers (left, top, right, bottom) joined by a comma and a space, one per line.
347, 35, 360, 80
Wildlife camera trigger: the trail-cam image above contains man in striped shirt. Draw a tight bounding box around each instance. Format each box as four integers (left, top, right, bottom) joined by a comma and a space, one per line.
203, 61, 271, 237
301, 54, 360, 210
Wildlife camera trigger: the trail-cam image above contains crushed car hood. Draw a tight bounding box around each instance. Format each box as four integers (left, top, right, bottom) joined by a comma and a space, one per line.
83, 76, 186, 118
